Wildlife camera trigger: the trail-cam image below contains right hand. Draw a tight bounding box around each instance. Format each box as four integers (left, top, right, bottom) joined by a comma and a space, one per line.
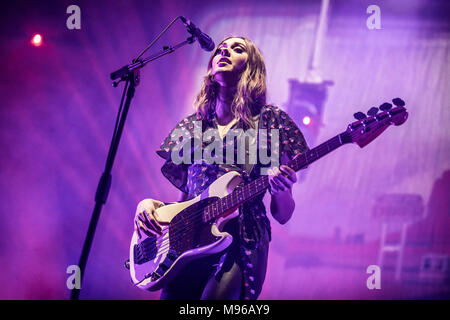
134, 199, 166, 238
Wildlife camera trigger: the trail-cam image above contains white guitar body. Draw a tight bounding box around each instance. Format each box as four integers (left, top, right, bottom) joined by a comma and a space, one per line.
129, 171, 243, 291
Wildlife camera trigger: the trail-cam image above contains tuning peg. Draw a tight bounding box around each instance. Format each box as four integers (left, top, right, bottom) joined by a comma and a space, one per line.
392, 98, 405, 107
367, 107, 379, 116
379, 103, 393, 111
353, 112, 367, 120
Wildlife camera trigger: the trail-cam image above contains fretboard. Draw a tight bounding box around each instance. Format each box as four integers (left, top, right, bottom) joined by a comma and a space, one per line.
203, 132, 351, 222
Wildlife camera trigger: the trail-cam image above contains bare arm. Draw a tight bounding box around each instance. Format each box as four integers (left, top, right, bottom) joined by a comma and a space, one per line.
268, 165, 297, 225
270, 186, 295, 224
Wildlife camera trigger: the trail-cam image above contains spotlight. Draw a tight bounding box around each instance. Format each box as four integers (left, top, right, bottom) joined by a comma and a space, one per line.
302, 115, 311, 126
31, 34, 43, 47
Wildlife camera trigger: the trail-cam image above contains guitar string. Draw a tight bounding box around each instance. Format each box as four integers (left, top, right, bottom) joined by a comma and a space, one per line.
135, 111, 403, 271
145, 132, 344, 258
150, 130, 343, 237
141, 176, 264, 237
137, 136, 341, 260
136, 129, 384, 271
141, 186, 270, 260
150, 132, 336, 237
148, 175, 270, 255
152, 177, 267, 252
135, 116, 391, 264
136, 138, 342, 260
138, 183, 268, 259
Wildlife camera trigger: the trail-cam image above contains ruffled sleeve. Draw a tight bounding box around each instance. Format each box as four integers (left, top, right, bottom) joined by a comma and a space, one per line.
156, 113, 202, 193
260, 105, 309, 163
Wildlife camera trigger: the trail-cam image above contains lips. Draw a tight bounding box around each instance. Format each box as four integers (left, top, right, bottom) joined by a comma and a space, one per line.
218, 57, 231, 65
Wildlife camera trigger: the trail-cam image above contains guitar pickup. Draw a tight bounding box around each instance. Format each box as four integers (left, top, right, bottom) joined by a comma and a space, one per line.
150, 271, 161, 281
166, 250, 178, 262
152, 263, 170, 281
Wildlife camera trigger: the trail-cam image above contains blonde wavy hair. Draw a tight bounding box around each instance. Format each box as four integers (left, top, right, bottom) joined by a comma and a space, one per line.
194, 36, 267, 129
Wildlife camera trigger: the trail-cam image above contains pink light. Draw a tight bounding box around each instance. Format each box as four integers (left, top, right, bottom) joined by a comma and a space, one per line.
31, 34, 42, 47
302, 116, 311, 126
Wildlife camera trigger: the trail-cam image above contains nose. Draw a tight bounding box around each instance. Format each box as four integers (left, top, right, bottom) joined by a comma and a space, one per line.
219, 47, 230, 57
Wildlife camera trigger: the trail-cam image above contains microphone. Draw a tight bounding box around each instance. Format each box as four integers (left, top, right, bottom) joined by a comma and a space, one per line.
180, 16, 215, 52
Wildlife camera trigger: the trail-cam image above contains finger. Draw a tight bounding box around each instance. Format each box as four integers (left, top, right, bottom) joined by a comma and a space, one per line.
142, 209, 154, 223
268, 181, 279, 195
138, 215, 156, 234
142, 210, 162, 234
268, 176, 276, 189
154, 200, 165, 209
274, 167, 291, 182
136, 199, 153, 214
138, 219, 159, 237
274, 174, 292, 189
273, 167, 282, 176
139, 211, 153, 230
280, 165, 297, 182
141, 225, 159, 238
280, 165, 295, 174
148, 218, 163, 235
270, 176, 286, 191
153, 210, 169, 226
135, 221, 142, 239
143, 209, 160, 229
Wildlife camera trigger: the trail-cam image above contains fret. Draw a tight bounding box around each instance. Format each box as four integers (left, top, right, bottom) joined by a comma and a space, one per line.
231, 191, 235, 208
289, 133, 346, 172
204, 133, 350, 222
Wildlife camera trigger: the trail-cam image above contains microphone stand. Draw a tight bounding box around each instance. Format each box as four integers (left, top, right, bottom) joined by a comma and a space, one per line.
70, 36, 195, 300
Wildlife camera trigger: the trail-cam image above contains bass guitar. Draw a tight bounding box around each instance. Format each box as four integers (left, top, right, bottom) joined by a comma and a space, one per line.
128, 98, 408, 291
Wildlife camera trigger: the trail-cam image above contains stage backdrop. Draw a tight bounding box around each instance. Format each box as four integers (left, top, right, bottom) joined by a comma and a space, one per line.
0, 0, 449, 299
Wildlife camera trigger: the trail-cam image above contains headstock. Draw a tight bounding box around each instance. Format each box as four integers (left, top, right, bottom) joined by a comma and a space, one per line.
346, 98, 408, 148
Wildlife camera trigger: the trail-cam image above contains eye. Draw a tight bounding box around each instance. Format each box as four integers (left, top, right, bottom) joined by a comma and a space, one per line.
234, 47, 244, 53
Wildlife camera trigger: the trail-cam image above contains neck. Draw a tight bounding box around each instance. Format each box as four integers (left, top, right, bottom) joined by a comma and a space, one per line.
215, 84, 237, 125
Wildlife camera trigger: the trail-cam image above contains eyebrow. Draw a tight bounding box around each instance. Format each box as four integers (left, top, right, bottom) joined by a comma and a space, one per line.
218, 41, 247, 50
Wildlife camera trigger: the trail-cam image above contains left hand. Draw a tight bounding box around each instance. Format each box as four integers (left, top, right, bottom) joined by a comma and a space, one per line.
268, 165, 297, 195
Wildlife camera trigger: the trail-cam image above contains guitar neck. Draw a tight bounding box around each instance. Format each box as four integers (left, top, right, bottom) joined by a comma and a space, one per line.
204, 132, 351, 221
289, 131, 351, 171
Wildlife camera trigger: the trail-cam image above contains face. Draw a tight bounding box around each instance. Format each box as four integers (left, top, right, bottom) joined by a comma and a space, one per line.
211, 37, 249, 85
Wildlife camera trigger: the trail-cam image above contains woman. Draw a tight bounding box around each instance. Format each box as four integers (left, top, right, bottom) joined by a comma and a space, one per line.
134, 36, 309, 300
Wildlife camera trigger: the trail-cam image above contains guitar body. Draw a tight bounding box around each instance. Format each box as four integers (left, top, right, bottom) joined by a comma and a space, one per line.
129, 171, 243, 291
